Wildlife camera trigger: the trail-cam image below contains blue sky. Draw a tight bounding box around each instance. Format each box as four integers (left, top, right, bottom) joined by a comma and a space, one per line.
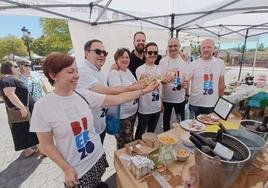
0, 15, 267, 50
0, 15, 42, 38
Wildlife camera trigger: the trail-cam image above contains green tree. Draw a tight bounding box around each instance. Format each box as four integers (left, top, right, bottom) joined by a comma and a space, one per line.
240, 44, 247, 53
0, 35, 28, 59
225, 51, 231, 65
40, 18, 73, 54
191, 44, 200, 56
31, 35, 50, 56
257, 43, 265, 51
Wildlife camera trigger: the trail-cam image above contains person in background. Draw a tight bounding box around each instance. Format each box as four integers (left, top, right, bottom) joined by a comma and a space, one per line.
77, 39, 147, 144
128, 31, 162, 78
18, 60, 48, 102
212, 48, 219, 58
185, 39, 225, 116
134, 42, 163, 139
30, 52, 158, 188
0, 61, 39, 157
159, 38, 189, 132
107, 48, 139, 149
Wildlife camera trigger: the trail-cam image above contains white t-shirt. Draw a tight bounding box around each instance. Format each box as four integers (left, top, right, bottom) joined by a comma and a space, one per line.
185, 57, 225, 107
30, 89, 106, 178
159, 56, 188, 103
77, 60, 108, 134
136, 64, 161, 114
108, 69, 138, 119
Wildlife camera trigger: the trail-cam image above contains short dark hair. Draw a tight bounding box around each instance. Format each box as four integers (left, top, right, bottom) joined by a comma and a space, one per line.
144, 42, 158, 53
1, 61, 15, 75
43, 52, 75, 86
133, 31, 146, 41
114, 48, 131, 62
84, 39, 103, 51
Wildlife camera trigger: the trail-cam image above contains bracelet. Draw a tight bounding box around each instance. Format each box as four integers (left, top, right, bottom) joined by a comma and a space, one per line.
140, 89, 144, 96
185, 94, 190, 97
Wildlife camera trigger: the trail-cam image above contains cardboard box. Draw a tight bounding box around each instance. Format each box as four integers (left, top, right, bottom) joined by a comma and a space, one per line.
125, 140, 145, 155
125, 140, 158, 156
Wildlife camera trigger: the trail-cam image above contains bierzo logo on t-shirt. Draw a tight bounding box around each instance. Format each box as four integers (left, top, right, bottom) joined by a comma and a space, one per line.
203, 73, 214, 95
70, 117, 95, 160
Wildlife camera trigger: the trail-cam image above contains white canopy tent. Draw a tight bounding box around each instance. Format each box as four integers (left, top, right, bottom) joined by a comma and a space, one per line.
2, 54, 31, 63
1, 0, 268, 78
1, 0, 268, 39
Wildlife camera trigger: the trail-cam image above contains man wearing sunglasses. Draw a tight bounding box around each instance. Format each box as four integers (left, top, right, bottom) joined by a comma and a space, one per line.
159, 38, 189, 132
77, 39, 147, 144
128, 31, 162, 79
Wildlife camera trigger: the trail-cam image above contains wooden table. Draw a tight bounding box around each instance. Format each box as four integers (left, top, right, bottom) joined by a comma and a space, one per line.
114, 115, 268, 188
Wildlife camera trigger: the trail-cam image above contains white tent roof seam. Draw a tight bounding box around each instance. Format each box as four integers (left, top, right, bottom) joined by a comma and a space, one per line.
0, 0, 268, 41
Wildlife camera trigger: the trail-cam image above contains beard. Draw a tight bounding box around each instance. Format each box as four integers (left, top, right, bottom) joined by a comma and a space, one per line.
135, 44, 144, 54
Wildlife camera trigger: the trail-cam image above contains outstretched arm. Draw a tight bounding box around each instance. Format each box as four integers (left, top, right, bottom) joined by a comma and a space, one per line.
102, 81, 159, 107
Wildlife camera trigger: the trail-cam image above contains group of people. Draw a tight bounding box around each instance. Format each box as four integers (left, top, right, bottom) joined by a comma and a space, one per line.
0, 60, 47, 157
0, 31, 225, 188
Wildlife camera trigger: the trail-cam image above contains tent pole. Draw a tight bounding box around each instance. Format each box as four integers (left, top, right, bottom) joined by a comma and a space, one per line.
170, 14, 175, 38
94, 0, 112, 23
238, 29, 249, 81
251, 38, 259, 76
176, 29, 180, 38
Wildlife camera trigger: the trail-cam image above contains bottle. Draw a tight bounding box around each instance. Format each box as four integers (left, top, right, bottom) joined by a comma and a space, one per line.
189, 136, 216, 157
215, 129, 223, 142
190, 132, 234, 160
256, 116, 268, 132
218, 123, 229, 134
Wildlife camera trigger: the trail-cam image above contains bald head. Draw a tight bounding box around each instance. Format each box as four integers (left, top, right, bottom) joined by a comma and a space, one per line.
167, 37, 180, 58
200, 39, 215, 60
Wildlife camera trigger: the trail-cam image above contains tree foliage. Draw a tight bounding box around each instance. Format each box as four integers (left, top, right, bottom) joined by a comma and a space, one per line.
257, 43, 265, 51
38, 18, 73, 54
31, 35, 50, 56
0, 35, 28, 59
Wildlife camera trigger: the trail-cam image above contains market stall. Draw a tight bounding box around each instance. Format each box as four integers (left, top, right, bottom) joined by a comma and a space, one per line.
114, 115, 268, 188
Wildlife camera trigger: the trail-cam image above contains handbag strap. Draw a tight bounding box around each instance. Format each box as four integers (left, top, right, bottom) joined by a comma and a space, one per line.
30, 79, 34, 96
74, 90, 90, 109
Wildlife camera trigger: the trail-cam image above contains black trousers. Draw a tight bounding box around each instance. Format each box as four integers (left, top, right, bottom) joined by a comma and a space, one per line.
189, 104, 214, 116
163, 101, 185, 132
135, 111, 160, 140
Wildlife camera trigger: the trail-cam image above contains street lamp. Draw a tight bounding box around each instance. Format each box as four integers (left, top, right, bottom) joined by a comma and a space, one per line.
21, 26, 32, 61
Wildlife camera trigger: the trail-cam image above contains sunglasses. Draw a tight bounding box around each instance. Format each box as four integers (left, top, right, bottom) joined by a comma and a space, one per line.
88, 49, 108, 57
13, 65, 18, 68
147, 51, 158, 56
23, 64, 31, 67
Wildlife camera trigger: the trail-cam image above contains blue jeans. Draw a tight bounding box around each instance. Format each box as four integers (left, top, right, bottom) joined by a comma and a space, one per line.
189, 104, 214, 116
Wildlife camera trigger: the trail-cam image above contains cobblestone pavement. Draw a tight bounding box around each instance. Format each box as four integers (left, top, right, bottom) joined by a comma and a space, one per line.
0, 101, 165, 188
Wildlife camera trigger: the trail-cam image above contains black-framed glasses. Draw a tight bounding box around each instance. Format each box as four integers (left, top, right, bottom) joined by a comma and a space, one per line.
88, 49, 108, 57
147, 51, 158, 56
168, 44, 179, 48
